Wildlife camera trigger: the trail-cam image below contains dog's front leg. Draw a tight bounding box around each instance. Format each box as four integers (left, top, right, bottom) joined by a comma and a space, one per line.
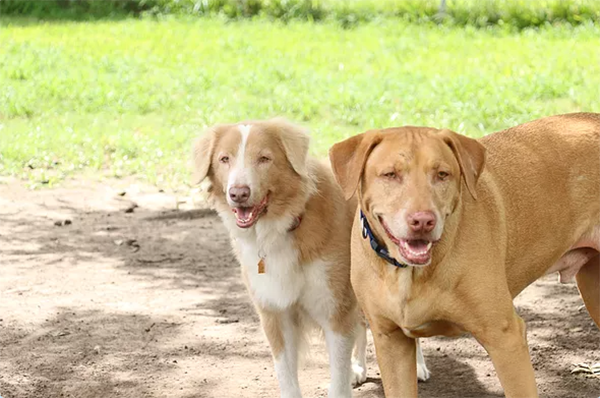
323, 326, 355, 398
259, 308, 302, 398
371, 319, 417, 398
474, 311, 538, 398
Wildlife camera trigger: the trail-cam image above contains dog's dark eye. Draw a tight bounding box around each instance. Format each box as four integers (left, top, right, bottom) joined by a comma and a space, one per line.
219, 156, 229, 164
383, 171, 397, 179
258, 156, 271, 164
437, 171, 449, 180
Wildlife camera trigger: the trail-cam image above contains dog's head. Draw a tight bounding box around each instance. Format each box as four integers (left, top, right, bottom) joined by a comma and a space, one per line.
193, 118, 310, 229
329, 127, 485, 267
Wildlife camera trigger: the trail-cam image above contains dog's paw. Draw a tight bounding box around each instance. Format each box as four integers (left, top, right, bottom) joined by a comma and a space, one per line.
417, 362, 431, 382
351, 360, 367, 386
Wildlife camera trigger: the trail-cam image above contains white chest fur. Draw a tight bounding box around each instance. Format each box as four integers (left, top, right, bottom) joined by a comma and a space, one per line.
230, 218, 333, 315
237, 228, 305, 310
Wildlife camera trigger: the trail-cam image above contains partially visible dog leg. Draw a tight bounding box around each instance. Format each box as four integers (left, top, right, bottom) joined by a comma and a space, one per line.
576, 254, 600, 328
416, 339, 431, 381
475, 312, 538, 398
351, 321, 368, 386
324, 327, 354, 398
371, 319, 418, 398
260, 308, 302, 398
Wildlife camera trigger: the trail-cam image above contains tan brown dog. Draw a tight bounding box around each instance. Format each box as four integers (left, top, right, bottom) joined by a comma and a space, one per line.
329, 113, 600, 397
193, 118, 367, 398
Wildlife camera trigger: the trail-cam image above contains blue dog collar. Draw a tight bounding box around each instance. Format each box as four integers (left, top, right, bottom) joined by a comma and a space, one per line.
360, 210, 408, 269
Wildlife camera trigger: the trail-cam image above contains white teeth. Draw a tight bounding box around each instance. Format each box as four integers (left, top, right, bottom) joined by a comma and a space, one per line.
400, 241, 433, 257
237, 213, 255, 223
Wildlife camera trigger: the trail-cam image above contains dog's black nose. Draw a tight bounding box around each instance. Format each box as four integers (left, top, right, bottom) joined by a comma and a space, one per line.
229, 185, 251, 203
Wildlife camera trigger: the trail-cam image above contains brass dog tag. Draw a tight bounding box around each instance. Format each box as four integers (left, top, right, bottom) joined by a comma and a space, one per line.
258, 258, 265, 274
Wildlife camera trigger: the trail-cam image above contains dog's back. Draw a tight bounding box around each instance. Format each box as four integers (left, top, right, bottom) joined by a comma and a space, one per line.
475, 113, 600, 294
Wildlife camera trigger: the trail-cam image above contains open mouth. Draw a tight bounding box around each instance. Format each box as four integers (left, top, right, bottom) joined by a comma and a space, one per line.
397, 239, 433, 265
232, 195, 268, 228
380, 217, 435, 265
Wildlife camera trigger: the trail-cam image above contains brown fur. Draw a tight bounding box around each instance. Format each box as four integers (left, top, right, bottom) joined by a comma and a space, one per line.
194, 120, 360, 333
329, 113, 600, 397
193, 118, 365, 394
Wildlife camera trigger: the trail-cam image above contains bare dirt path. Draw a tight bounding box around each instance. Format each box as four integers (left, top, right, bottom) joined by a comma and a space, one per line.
0, 179, 598, 398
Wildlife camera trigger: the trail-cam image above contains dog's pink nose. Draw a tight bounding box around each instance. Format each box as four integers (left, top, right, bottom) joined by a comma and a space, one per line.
229, 185, 250, 203
407, 211, 436, 233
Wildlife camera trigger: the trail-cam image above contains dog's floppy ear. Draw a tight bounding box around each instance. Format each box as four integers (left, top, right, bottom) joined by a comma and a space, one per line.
439, 129, 486, 200
272, 118, 310, 178
192, 126, 220, 185
329, 131, 382, 200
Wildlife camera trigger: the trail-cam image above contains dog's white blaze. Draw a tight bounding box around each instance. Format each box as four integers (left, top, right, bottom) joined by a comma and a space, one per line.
226, 124, 253, 203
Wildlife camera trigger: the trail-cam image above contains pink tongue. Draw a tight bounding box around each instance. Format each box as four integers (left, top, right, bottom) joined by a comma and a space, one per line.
407, 240, 428, 252
236, 207, 253, 220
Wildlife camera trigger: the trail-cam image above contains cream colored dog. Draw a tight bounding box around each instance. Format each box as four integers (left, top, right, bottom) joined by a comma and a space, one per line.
329, 113, 599, 397
193, 118, 431, 398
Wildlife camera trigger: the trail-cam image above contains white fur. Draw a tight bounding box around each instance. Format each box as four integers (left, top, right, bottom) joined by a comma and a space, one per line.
227, 124, 253, 206
351, 323, 368, 385
273, 309, 303, 398
416, 340, 431, 381
237, 216, 305, 310
216, 129, 366, 397
324, 328, 353, 397
222, 214, 364, 397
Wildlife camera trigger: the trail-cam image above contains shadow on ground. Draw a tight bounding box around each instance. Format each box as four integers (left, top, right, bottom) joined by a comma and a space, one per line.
0, 309, 185, 398
0, 182, 598, 397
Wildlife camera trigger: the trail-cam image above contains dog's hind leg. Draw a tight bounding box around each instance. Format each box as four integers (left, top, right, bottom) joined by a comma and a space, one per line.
576, 253, 600, 328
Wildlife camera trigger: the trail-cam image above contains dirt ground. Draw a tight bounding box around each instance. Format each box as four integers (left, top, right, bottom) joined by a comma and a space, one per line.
0, 178, 598, 398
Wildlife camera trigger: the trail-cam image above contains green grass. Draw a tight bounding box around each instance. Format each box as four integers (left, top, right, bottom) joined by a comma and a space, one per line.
0, 17, 599, 188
